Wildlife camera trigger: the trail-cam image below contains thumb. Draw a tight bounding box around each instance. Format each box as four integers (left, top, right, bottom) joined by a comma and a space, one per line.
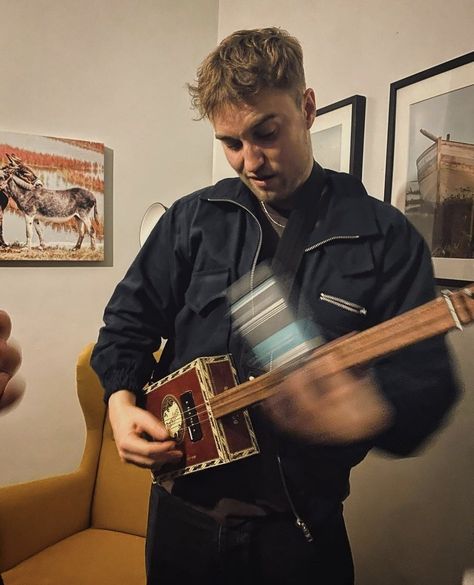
134, 407, 171, 441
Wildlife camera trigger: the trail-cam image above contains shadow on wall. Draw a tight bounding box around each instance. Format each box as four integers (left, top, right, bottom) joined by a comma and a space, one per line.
345, 327, 473, 585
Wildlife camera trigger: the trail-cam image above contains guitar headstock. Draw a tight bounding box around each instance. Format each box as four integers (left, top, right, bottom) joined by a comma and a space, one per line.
447, 284, 474, 327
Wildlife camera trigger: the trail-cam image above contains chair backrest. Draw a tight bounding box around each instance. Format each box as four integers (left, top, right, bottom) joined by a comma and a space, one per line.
78, 344, 151, 537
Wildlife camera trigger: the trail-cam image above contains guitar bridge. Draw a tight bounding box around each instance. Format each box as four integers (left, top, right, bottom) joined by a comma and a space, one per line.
180, 391, 203, 442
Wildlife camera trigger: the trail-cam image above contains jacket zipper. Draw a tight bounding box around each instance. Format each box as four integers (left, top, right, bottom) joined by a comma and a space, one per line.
206, 198, 359, 294
207, 198, 361, 540
276, 453, 314, 542
320, 292, 367, 316
205, 198, 262, 315
304, 234, 359, 253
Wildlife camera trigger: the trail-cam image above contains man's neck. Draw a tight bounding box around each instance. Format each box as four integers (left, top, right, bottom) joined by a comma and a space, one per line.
271, 160, 318, 212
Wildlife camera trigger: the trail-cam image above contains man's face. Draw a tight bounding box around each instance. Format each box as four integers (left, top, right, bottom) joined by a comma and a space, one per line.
212, 88, 316, 209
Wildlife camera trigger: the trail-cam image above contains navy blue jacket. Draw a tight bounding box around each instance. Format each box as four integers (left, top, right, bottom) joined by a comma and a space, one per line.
91, 170, 459, 511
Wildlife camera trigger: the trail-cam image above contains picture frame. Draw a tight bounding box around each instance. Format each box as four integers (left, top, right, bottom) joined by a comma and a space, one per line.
0, 130, 105, 264
384, 52, 474, 286
311, 95, 366, 179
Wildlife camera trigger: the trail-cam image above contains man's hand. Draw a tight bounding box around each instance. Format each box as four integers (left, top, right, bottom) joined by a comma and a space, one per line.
0, 309, 25, 413
265, 354, 394, 444
108, 390, 183, 469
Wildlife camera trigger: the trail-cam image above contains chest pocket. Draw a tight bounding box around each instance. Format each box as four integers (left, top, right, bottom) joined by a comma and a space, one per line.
175, 267, 231, 364
185, 267, 230, 316
312, 240, 376, 338
324, 240, 374, 276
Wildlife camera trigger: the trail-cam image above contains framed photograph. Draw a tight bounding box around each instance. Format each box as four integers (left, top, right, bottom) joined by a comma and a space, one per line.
384, 52, 474, 285
0, 130, 105, 262
311, 95, 366, 179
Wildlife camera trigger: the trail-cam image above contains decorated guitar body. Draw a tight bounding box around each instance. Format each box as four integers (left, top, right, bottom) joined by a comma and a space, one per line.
145, 355, 259, 481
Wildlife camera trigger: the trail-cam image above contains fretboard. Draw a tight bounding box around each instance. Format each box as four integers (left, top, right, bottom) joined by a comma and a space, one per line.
210, 285, 474, 418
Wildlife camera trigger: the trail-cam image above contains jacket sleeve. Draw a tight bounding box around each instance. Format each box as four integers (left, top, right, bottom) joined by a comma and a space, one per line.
369, 211, 461, 456
90, 202, 191, 402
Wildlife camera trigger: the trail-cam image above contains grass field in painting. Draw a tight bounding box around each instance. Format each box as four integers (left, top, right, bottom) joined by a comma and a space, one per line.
0, 243, 103, 261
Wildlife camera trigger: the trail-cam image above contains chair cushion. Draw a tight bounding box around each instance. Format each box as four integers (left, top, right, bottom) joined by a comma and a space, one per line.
2, 528, 146, 585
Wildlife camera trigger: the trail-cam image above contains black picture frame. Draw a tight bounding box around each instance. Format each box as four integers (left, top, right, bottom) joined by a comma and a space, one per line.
312, 95, 366, 179
384, 52, 474, 286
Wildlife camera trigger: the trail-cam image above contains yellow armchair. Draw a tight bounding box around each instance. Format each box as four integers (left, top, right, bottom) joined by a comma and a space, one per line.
0, 344, 151, 585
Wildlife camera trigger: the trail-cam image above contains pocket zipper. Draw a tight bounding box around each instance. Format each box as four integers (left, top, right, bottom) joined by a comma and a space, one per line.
320, 292, 367, 316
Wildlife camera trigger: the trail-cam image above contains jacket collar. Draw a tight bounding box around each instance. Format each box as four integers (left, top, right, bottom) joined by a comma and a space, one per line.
202, 167, 381, 245
307, 170, 380, 245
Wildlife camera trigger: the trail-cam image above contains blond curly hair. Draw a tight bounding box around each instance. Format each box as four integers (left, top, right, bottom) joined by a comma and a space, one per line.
188, 27, 306, 120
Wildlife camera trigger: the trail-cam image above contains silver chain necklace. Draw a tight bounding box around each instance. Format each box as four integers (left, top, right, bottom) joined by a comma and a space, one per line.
260, 201, 287, 228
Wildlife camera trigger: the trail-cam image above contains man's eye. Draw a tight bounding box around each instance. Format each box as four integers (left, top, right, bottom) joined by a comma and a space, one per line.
225, 141, 241, 151
257, 130, 276, 141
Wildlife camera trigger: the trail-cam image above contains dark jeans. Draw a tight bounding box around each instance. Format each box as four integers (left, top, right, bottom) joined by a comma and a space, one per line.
146, 484, 354, 585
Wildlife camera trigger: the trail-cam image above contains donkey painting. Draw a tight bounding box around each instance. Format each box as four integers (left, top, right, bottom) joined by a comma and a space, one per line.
0, 154, 99, 251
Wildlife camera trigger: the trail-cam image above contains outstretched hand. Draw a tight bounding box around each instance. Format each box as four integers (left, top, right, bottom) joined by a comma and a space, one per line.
108, 390, 183, 469
265, 353, 394, 444
0, 310, 25, 413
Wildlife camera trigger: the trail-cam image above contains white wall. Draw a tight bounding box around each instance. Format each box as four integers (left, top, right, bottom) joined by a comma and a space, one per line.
216, 2, 473, 584
0, 0, 218, 484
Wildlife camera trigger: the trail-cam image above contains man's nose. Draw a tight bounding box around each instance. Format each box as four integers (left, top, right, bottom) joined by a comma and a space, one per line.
243, 143, 264, 174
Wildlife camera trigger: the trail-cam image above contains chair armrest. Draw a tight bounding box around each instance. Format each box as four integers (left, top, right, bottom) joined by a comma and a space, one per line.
0, 467, 94, 572
0, 343, 106, 571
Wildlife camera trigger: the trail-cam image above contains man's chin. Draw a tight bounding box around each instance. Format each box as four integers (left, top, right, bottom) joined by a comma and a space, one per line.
254, 188, 293, 208
242, 181, 278, 202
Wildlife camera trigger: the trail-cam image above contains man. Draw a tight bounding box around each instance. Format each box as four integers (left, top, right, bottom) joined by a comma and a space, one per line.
91, 28, 459, 585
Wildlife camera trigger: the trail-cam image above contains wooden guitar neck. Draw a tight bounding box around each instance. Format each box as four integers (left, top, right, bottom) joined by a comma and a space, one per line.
210, 285, 474, 418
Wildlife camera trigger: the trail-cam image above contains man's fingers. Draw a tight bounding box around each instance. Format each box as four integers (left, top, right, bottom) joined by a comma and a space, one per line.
121, 432, 177, 457
108, 397, 184, 469
0, 310, 12, 341
0, 376, 26, 413
121, 448, 183, 469
120, 434, 183, 467
133, 408, 173, 441
0, 338, 22, 378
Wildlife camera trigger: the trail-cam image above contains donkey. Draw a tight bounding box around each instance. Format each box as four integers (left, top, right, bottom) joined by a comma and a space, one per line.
0, 155, 99, 251
0, 190, 8, 247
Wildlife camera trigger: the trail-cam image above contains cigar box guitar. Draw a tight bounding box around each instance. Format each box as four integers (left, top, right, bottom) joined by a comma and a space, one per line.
145, 283, 474, 482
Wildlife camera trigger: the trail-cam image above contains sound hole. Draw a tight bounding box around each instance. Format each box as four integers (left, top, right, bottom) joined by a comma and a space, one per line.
161, 395, 185, 443
180, 391, 203, 442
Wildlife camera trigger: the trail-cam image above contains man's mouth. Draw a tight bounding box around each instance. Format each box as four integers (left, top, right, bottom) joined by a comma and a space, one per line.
248, 174, 276, 187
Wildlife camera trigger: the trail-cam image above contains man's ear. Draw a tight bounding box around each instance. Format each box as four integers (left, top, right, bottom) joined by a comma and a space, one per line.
303, 88, 316, 130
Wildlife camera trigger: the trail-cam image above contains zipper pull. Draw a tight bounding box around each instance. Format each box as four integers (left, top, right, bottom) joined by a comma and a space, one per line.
296, 518, 314, 543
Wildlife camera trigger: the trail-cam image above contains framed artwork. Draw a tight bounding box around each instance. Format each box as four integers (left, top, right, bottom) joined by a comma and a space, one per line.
311, 95, 366, 178
0, 130, 105, 262
384, 52, 474, 286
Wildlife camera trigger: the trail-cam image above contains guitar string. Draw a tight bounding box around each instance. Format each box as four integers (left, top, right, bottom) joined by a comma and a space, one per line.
148, 329, 404, 436
151, 350, 346, 435
148, 289, 473, 436
146, 361, 302, 436
147, 353, 302, 435
148, 356, 324, 436
149, 373, 289, 435
156, 398, 251, 436
149, 360, 327, 436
